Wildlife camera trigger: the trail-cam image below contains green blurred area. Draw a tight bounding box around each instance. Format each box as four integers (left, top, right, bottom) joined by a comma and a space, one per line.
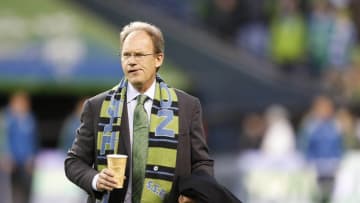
0, 0, 118, 48
0, 64, 191, 95
0, 0, 191, 95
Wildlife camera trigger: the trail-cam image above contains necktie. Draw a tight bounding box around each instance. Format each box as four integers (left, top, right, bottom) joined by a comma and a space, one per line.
132, 94, 149, 203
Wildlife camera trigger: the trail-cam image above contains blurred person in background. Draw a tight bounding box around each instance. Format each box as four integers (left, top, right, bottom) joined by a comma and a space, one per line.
0, 108, 12, 203
2, 91, 38, 203
237, 112, 266, 152
326, 0, 356, 70
340, 47, 360, 101
58, 98, 86, 154
269, 0, 307, 74
64, 21, 215, 203
330, 151, 360, 202
335, 107, 360, 150
330, 105, 360, 202
261, 105, 296, 158
235, 0, 270, 58
323, 0, 357, 98
236, 105, 319, 203
298, 95, 344, 203
307, 0, 334, 77
31, 98, 87, 203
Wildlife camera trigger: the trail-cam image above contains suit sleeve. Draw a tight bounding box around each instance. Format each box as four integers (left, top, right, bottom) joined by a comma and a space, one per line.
190, 98, 214, 176
64, 99, 102, 199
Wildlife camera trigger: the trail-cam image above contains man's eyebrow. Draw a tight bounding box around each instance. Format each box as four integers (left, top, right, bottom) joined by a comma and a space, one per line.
122, 51, 144, 54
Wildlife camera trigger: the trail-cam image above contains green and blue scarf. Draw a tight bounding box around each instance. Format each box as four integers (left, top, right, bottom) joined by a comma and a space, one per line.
96, 75, 179, 203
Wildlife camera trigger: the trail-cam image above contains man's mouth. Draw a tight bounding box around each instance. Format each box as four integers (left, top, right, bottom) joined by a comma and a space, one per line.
128, 69, 140, 74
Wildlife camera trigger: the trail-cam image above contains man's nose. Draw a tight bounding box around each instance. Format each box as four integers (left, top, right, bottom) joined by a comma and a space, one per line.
127, 57, 137, 66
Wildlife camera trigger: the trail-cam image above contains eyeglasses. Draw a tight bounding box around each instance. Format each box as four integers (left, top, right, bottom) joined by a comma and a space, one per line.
121, 52, 155, 61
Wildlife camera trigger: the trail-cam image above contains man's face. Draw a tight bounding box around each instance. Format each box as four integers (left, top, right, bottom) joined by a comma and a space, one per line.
121, 30, 163, 93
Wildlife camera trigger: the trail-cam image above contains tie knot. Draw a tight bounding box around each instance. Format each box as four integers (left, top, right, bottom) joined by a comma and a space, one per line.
137, 94, 148, 105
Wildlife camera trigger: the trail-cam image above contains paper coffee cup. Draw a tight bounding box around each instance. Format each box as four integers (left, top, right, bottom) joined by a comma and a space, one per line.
106, 154, 128, 188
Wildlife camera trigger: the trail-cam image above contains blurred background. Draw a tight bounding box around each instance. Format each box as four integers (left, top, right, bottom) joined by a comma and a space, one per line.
2, 0, 360, 202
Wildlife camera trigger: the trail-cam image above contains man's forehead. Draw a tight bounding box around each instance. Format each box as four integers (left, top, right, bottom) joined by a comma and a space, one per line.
125, 30, 151, 42
122, 30, 153, 50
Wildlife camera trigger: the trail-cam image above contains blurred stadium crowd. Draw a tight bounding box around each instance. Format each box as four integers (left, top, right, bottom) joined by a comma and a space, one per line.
2, 0, 360, 203
140, 0, 360, 103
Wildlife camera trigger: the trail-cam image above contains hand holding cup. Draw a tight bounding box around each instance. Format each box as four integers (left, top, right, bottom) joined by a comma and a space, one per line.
106, 154, 128, 189
96, 168, 118, 191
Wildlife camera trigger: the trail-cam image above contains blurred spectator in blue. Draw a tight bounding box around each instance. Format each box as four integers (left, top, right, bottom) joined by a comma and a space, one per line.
236, 105, 319, 203
57, 98, 86, 154
269, 0, 307, 74
307, 0, 333, 77
322, 0, 357, 97
235, 0, 270, 58
327, 0, 356, 70
3, 91, 38, 203
298, 95, 344, 202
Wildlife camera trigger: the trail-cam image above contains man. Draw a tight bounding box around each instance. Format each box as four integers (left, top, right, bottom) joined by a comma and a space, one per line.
65, 21, 214, 203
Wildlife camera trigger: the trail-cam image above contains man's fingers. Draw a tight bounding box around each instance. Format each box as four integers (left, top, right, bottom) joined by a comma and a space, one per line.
97, 177, 117, 191
98, 179, 115, 191
96, 169, 118, 191
102, 168, 115, 177
99, 172, 117, 184
178, 195, 195, 203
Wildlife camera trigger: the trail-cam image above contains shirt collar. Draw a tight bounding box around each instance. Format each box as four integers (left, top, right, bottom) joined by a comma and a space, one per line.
127, 79, 156, 103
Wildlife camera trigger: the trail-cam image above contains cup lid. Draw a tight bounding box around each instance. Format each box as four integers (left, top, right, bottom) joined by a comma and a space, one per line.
106, 154, 128, 158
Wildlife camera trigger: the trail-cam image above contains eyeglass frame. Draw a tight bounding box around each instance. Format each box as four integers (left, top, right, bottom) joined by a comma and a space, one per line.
120, 52, 160, 61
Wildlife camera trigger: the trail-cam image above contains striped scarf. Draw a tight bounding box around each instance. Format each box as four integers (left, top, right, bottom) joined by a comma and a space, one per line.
96, 75, 179, 203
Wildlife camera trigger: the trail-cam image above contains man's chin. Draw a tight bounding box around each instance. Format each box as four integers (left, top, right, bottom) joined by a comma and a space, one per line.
128, 79, 143, 88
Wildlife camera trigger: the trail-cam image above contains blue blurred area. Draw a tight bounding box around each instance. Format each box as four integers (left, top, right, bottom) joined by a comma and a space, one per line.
0, 39, 121, 88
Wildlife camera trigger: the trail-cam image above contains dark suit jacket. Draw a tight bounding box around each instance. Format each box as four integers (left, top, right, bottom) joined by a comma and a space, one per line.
64, 88, 214, 203
167, 174, 242, 203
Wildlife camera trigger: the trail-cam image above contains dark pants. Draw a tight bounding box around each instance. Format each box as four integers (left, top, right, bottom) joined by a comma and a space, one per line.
11, 165, 32, 203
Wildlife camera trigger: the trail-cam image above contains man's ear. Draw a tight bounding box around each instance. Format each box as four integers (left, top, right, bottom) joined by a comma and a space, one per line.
155, 53, 164, 68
